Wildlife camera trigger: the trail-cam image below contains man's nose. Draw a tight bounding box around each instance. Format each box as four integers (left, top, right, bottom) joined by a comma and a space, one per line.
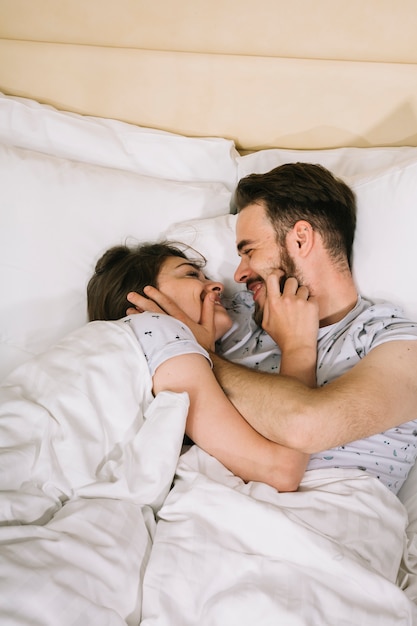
234, 258, 250, 284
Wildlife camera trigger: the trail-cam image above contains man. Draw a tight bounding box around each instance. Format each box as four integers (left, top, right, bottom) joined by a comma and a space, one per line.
128, 163, 417, 494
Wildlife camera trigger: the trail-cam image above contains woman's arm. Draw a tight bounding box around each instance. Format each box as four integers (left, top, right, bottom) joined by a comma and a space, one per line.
153, 353, 308, 492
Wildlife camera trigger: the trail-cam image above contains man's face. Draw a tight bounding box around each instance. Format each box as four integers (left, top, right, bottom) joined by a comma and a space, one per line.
235, 202, 298, 325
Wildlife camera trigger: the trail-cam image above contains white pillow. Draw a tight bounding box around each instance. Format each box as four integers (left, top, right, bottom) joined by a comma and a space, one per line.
238, 146, 417, 181
237, 147, 417, 323
352, 160, 417, 322
166, 214, 241, 297
0, 92, 238, 189
0, 143, 232, 380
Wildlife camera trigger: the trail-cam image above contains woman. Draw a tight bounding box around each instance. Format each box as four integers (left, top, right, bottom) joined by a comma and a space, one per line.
87, 242, 316, 492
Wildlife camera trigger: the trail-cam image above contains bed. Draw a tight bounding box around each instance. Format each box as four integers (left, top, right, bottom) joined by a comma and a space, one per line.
1, 1, 417, 624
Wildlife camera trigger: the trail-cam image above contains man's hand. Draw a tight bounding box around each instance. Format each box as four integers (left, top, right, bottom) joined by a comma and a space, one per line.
262, 274, 319, 356
127, 288, 218, 351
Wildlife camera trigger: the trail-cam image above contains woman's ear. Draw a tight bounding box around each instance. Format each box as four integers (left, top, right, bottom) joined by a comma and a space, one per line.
286, 220, 314, 257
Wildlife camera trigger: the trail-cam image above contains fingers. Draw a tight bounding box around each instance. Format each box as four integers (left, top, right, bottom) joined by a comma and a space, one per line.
200, 292, 216, 327
142, 286, 177, 314
266, 274, 310, 299
199, 293, 217, 351
285, 281, 309, 300
129, 286, 197, 329
126, 289, 165, 315
265, 273, 282, 299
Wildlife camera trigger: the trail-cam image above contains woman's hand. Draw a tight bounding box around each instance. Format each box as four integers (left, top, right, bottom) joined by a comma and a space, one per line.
127, 288, 218, 351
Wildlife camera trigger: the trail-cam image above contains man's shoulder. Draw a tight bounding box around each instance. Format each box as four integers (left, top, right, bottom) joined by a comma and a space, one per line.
318, 296, 417, 371
352, 296, 417, 335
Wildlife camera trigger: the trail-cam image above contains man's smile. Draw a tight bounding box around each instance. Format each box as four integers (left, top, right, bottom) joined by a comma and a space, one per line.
247, 280, 264, 301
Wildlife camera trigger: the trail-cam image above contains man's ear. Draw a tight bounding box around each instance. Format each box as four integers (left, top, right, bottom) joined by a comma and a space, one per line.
286, 220, 314, 257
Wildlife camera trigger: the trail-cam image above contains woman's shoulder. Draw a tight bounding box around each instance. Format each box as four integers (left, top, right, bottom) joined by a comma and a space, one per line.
125, 312, 195, 341
123, 312, 210, 376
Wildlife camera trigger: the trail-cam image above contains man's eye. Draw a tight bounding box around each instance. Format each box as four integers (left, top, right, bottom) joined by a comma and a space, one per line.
243, 249, 253, 257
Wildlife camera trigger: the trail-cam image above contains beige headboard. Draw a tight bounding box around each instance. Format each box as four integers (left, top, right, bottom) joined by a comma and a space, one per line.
1, 0, 417, 151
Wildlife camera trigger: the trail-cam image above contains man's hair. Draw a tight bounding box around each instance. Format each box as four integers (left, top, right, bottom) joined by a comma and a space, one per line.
235, 162, 357, 267
87, 241, 204, 321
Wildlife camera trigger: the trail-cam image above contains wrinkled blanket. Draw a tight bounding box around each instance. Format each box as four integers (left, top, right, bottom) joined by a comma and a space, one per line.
0, 320, 188, 625
1, 320, 417, 625
141, 446, 417, 625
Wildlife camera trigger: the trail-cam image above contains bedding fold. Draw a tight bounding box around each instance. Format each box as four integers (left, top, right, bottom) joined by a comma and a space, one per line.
0, 320, 188, 624
141, 446, 417, 625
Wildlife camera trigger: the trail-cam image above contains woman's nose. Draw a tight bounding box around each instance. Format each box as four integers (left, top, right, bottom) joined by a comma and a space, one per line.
205, 280, 224, 293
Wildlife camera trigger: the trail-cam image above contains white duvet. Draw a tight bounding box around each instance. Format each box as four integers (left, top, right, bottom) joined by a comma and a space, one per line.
0, 321, 188, 625
141, 447, 417, 625
1, 320, 417, 625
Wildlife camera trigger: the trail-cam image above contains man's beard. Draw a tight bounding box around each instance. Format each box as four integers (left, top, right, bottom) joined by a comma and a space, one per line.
253, 246, 299, 328
253, 301, 264, 327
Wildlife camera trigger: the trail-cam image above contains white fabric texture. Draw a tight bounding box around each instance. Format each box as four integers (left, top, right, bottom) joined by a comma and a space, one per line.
237, 146, 417, 181
128, 313, 210, 376
0, 92, 238, 188
0, 143, 231, 380
140, 446, 417, 625
166, 213, 243, 298
0, 320, 188, 624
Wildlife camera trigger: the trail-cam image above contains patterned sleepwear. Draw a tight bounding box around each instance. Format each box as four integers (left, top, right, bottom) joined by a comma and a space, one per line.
217, 291, 417, 494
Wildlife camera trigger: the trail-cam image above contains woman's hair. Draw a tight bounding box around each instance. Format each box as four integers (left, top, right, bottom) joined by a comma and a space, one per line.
235, 162, 357, 268
87, 241, 205, 321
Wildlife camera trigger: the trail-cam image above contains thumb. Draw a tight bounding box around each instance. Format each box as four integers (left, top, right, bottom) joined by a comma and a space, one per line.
200, 292, 216, 328
200, 293, 216, 351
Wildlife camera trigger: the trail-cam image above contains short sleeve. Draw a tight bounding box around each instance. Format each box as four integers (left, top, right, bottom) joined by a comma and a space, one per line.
351, 302, 417, 354
125, 313, 211, 376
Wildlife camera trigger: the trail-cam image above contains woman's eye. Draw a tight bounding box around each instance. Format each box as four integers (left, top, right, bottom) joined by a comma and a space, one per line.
186, 271, 200, 278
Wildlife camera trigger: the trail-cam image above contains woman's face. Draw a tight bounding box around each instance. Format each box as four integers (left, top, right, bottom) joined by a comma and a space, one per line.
157, 256, 233, 340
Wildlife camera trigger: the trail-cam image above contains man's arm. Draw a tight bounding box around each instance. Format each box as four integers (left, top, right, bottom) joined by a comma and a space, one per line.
128, 280, 318, 490
212, 340, 417, 453
153, 353, 309, 492
129, 285, 417, 452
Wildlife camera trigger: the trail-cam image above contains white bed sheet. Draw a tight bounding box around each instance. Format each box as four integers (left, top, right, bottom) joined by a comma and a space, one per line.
141, 446, 417, 625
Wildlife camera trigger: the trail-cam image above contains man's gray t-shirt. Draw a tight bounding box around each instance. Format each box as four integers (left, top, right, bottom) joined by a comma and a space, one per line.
217, 292, 417, 494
